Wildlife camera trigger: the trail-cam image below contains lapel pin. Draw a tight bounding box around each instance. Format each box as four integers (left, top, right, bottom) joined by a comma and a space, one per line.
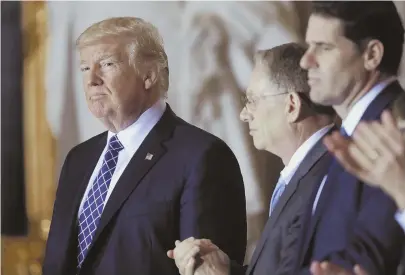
145, 153, 154, 160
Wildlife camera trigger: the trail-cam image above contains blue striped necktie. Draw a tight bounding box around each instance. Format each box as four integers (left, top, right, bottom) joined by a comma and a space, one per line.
77, 135, 124, 268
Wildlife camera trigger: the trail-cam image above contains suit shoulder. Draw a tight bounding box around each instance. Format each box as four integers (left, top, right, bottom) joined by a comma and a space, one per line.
66, 131, 107, 158
173, 117, 232, 148
171, 116, 237, 159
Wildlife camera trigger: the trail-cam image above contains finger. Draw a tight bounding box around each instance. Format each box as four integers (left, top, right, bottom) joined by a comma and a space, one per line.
320, 261, 351, 275
179, 245, 200, 273
347, 143, 376, 175
310, 261, 323, 275
198, 238, 215, 246
370, 119, 404, 154
177, 237, 195, 246
334, 144, 377, 186
196, 239, 219, 254
330, 131, 351, 149
354, 265, 368, 275
324, 131, 348, 152
381, 110, 398, 131
324, 135, 339, 153
167, 250, 174, 259
185, 257, 196, 275
368, 121, 402, 156
353, 123, 384, 162
320, 261, 339, 272
174, 238, 197, 261
331, 141, 365, 176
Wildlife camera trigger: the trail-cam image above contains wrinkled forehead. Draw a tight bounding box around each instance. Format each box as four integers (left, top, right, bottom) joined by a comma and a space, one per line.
305, 14, 344, 44
79, 41, 126, 64
247, 63, 272, 96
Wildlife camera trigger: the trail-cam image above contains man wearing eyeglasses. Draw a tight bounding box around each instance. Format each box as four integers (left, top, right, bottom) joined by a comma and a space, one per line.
167, 42, 337, 275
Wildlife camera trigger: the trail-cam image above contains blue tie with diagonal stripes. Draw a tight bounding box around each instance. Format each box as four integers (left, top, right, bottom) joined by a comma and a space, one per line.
77, 135, 124, 268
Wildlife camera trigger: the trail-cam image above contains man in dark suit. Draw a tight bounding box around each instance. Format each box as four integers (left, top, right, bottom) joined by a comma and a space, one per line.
42, 17, 247, 275
167, 43, 337, 275
296, 2, 405, 275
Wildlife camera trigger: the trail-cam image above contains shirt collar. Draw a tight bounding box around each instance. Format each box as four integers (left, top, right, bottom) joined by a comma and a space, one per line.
342, 77, 396, 135
107, 99, 166, 153
280, 124, 334, 185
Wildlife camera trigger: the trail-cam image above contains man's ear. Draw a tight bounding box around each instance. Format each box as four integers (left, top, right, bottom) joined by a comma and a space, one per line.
363, 39, 384, 71
285, 92, 302, 123
144, 68, 158, 90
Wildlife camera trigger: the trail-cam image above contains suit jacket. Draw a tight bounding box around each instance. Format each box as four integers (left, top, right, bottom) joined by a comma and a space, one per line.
297, 81, 405, 275
43, 105, 247, 275
248, 136, 333, 275
228, 128, 334, 275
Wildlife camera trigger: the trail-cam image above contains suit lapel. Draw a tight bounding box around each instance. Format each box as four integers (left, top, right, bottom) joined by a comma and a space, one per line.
69, 136, 107, 220
87, 106, 177, 254
301, 81, 402, 263
58, 134, 106, 267
269, 141, 330, 228
247, 130, 332, 274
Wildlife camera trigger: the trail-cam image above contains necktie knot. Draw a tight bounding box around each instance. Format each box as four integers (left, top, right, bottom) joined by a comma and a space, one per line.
108, 135, 124, 152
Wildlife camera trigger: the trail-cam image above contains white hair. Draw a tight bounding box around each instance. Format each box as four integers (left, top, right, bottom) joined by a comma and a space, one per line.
76, 17, 169, 97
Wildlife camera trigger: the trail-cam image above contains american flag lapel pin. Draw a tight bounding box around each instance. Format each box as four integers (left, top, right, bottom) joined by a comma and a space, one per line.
145, 153, 154, 160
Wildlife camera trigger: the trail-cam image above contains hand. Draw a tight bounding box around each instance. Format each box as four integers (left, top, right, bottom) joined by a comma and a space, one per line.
310, 261, 368, 275
185, 246, 230, 275
324, 111, 405, 209
167, 237, 230, 275
167, 237, 215, 274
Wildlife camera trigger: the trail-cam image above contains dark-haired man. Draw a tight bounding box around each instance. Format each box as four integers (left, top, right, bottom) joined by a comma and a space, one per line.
297, 1, 405, 274
167, 42, 337, 275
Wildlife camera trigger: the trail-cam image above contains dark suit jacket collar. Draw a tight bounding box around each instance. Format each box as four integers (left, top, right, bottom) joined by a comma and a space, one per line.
247, 125, 336, 273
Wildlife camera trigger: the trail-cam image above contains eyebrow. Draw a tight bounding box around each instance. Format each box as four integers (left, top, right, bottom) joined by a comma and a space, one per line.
80, 54, 117, 65
312, 41, 335, 47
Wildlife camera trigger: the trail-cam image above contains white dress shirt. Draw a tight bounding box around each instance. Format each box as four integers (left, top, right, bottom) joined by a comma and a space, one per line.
278, 124, 334, 187
312, 77, 397, 214
268, 124, 333, 215
78, 100, 166, 216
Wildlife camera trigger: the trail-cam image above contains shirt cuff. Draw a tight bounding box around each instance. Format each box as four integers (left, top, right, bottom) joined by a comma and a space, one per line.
394, 209, 405, 233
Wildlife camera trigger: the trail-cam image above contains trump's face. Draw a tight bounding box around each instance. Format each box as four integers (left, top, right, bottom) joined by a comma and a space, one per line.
79, 41, 146, 126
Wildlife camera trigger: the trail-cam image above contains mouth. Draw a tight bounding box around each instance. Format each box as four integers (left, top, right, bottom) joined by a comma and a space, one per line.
307, 78, 319, 86
89, 94, 107, 100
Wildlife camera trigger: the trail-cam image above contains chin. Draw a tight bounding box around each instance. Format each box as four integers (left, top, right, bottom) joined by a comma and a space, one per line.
310, 91, 332, 106
252, 140, 265, 151
88, 102, 111, 118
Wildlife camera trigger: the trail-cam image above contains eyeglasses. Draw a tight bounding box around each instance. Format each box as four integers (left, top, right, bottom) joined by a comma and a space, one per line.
241, 92, 288, 111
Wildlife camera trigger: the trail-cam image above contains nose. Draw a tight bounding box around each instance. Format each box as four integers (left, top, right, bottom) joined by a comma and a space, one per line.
88, 68, 103, 87
240, 106, 252, 123
300, 49, 316, 70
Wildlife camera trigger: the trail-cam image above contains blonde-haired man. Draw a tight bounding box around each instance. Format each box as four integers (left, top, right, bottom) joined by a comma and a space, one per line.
43, 17, 247, 275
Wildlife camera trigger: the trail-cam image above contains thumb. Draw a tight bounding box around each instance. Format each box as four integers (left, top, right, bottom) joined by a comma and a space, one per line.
167, 250, 174, 259
310, 261, 322, 275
